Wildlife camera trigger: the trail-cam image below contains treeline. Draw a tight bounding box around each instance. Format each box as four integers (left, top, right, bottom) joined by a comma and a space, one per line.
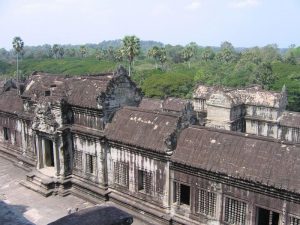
1, 37, 300, 111
0, 40, 163, 62
2, 39, 298, 65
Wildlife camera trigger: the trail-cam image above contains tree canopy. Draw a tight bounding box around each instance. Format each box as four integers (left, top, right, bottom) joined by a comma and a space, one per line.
121, 35, 140, 76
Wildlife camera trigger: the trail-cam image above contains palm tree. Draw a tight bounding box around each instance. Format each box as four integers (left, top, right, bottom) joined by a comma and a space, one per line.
58, 47, 65, 58
201, 47, 215, 61
158, 47, 167, 69
95, 49, 103, 61
52, 44, 60, 59
121, 36, 140, 76
12, 37, 24, 81
79, 45, 87, 58
114, 48, 123, 62
148, 46, 160, 69
181, 45, 194, 69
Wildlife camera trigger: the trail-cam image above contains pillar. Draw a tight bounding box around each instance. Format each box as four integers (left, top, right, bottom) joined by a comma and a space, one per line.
42, 138, 46, 167
53, 140, 60, 176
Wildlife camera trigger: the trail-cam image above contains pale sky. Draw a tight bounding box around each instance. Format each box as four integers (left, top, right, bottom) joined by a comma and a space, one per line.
0, 0, 299, 50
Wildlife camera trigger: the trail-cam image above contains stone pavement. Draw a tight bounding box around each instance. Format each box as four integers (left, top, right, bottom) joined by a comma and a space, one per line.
0, 156, 147, 225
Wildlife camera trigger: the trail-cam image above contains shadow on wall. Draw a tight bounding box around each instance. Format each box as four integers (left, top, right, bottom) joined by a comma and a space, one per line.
0, 201, 33, 225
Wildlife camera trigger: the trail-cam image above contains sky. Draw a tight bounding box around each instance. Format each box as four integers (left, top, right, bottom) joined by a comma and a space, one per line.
0, 0, 299, 50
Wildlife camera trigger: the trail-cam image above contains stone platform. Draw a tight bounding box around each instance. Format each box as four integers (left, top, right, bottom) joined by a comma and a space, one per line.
0, 156, 147, 225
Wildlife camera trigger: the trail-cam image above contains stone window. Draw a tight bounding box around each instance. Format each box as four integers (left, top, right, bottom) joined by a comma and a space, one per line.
85, 154, 96, 174
292, 128, 299, 142
45, 90, 51, 96
74, 150, 82, 170
267, 124, 273, 136
155, 170, 164, 194
173, 182, 191, 206
224, 197, 247, 225
114, 161, 129, 187
3, 127, 10, 141
196, 189, 217, 217
290, 216, 300, 225
256, 207, 279, 225
137, 170, 152, 194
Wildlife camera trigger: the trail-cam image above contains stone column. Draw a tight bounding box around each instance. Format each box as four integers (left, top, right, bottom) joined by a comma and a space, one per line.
42, 138, 46, 168
58, 136, 65, 177
281, 201, 287, 225
163, 161, 170, 208
53, 139, 60, 176
35, 134, 42, 169
98, 140, 105, 185
21, 120, 26, 155
215, 183, 223, 224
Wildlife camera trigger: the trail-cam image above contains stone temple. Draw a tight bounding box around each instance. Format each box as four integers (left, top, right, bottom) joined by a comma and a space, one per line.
0, 67, 300, 225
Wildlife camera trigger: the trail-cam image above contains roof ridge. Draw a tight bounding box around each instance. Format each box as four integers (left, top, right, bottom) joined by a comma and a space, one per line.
123, 106, 181, 119
189, 125, 299, 147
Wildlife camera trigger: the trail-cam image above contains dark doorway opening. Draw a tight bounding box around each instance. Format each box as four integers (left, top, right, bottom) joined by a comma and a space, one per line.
45, 139, 54, 167
180, 184, 190, 205
3, 127, 10, 141
257, 207, 279, 225
138, 170, 145, 191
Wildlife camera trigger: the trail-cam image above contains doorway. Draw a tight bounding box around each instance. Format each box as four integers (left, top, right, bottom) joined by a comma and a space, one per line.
256, 207, 279, 225
180, 184, 190, 206
44, 139, 54, 167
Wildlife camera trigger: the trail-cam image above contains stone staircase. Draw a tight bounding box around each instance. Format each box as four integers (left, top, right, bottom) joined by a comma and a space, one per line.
20, 170, 72, 197
20, 170, 56, 196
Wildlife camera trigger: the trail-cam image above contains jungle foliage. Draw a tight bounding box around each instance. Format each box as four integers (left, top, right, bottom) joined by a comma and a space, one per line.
1, 39, 300, 111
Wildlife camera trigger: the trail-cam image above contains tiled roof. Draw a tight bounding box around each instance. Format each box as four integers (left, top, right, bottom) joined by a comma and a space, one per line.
279, 111, 300, 128
0, 89, 23, 114
105, 107, 180, 153
194, 84, 286, 108
138, 98, 163, 111
22, 72, 116, 109
139, 97, 189, 113
172, 126, 300, 193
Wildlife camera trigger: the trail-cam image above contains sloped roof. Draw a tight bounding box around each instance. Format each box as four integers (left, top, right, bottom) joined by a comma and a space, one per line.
279, 111, 300, 128
172, 126, 300, 193
49, 205, 133, 225
194, 84, 285, 108
139, 97, 189, 113
105, 107, 179, 153
193, 85, 225, 99
138, 98, 163, 111
22, 73, 67, 102
0, 89, 23, 114
162, 97, 189, 112
22, 72, 117, 109
230, 86, 284, 108
0, 79, 7, 93
66, 75, 114, 108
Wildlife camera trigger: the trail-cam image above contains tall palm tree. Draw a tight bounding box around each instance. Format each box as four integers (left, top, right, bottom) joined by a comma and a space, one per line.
148, 46, 160, 69
121, 36, 140, 76
12, 37, 24, 81
158, 47, 167, 69
79, 45, 87, 58
181, 46, 194, 69
52, 44, 60, 59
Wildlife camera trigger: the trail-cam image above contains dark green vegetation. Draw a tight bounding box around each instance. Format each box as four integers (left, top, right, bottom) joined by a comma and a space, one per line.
1, 39, 300, 111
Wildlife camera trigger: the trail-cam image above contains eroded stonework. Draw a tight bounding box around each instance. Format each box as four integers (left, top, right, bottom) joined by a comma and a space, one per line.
193, 84, 300, 142
0, 69, 300, 225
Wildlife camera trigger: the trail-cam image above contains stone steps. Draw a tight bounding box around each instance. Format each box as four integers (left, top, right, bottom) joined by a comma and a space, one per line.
20, 179, 53, 197
20, 171, 57, 197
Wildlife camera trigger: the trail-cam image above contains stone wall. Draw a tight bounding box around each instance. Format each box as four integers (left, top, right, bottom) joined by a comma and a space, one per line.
72, 133, 104, 185
171, 168, 300, 225
107, 144, 169, 208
